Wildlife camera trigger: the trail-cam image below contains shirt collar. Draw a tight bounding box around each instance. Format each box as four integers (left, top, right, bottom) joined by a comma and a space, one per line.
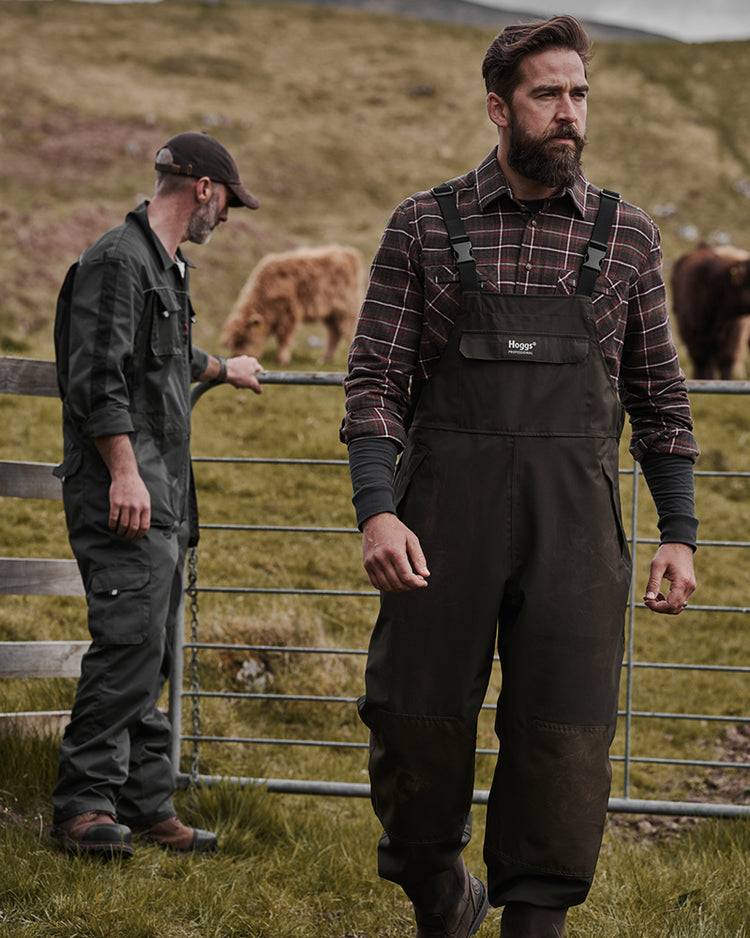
476, 147, 588, 218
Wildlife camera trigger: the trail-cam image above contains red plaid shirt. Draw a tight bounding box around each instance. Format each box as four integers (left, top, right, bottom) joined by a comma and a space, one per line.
342, 148, 698, 462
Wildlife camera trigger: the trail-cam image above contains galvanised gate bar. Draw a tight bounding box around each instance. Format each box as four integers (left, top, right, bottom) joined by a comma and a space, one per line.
170, 375, 750, 820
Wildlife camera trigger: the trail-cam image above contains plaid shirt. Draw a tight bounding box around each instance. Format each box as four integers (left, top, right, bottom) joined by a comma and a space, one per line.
342, 148, 698, 462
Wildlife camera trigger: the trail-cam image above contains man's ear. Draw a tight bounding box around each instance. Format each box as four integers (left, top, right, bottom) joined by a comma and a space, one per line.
195, 176, 212, 203
487, 92, 511, 129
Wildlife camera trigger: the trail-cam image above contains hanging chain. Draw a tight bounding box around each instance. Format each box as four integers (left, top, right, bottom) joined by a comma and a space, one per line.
186, 545, 202, 802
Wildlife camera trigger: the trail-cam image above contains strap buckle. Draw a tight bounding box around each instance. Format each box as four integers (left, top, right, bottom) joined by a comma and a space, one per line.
452, 239, 475, 265
583, 241, 607, 273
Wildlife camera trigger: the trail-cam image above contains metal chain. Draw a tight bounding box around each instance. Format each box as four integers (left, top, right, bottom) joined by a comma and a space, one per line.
186, 545, 201, 803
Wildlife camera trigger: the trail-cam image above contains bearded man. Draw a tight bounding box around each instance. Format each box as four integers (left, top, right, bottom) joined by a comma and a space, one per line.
51, 132, 264, 859
341, 16, 698, 938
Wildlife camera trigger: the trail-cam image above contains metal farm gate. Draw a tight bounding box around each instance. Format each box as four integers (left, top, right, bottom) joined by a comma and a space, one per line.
170, 376, 750, 819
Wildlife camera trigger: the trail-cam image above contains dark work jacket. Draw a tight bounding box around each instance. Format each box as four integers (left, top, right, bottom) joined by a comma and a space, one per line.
53, 201, 209, 531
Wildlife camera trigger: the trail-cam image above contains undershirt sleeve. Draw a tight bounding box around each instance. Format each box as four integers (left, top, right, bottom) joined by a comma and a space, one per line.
347, 437, 400, 529
640, 452, 699, 550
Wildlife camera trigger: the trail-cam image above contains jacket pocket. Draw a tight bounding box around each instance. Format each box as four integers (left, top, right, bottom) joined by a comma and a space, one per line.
87, 564, 150, 645
149, 287, 184, 357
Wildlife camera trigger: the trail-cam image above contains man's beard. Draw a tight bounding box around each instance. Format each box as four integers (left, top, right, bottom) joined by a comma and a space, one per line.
186, 191, 222, 245
507, 114, 586, 191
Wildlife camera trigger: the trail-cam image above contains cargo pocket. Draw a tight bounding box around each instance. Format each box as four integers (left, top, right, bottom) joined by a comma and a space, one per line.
87, 564, 150, 645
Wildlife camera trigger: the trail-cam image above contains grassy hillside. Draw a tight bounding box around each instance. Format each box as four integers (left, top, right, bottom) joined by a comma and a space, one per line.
0, 3, 749, 936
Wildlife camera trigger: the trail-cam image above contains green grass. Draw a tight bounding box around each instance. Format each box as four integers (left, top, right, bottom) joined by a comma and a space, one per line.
0, 1, 749, 934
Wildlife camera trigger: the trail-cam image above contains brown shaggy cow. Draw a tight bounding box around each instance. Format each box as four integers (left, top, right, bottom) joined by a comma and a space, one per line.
221, 245, 365, 366
671, 243, 750, 379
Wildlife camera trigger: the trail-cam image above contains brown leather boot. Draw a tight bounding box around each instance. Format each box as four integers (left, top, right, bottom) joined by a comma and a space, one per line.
500, 902, 567, 937
411, 858, 490, 938
130, 815, 218, 853
51, 810, 133, 859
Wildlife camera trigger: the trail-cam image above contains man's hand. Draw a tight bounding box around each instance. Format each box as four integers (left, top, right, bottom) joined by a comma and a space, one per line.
226, 355, 264, 393
643, 542, 696, 615
361, 512, 430, 592
94, 435, 151, 539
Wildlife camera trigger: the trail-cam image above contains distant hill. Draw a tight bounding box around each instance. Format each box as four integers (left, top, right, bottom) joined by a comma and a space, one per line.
262, 0, 673, 40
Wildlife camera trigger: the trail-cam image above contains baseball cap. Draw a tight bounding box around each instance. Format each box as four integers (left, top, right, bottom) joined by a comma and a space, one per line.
155, 131, 260, 209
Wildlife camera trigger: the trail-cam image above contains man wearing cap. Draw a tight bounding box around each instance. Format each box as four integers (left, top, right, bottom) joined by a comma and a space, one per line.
51, 132, 263, 858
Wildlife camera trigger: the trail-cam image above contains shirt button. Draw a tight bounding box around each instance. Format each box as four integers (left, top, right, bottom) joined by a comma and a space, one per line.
525, 263, 532, 271
109, 589, 119, 597
162, 309, 170, 318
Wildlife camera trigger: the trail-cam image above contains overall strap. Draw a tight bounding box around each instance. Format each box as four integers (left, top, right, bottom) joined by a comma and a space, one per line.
431, 184, 481, 293
577, 188, 620, 297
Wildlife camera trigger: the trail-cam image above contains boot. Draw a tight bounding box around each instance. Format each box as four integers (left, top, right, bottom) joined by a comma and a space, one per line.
500, 902, 567, 937
408, 858, 489, 938
130, 815, 218, 853
51, 810, 133, 859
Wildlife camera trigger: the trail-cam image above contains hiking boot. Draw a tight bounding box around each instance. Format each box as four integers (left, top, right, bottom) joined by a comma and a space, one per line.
500, 902, 568, 937
51, 810, 133, 859
131, 815, 218, 853
413, 862, 489, 938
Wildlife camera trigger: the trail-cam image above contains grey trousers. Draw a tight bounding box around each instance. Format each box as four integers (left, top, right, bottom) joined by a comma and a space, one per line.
52, 498, 188, 826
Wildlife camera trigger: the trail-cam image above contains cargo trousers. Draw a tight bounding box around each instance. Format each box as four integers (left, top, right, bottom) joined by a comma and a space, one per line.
358, 291, 632, 909
52, 469, 189, 828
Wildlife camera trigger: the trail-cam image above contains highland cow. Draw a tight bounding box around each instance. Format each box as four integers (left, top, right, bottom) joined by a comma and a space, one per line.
671, 243, 750, 380
221, 245, 365, 366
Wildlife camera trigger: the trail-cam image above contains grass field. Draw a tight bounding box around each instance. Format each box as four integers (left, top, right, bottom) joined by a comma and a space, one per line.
0, 1, 749, 935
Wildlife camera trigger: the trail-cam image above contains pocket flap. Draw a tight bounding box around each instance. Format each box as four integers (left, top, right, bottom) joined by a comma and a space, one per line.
52, 448, 82, 480
90, 564, 150, 595
151, 286, 181, 316
460, 332, 589, 363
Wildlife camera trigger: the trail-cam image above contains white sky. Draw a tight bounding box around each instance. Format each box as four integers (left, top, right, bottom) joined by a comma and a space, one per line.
471, 0, 750, 42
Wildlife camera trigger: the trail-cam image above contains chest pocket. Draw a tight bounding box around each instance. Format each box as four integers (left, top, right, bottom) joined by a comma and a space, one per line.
149, 286, 185, 357
459, 331, 589, 364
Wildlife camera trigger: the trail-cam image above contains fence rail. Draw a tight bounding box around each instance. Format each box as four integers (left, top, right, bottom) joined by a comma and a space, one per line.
1, 357, 749, 817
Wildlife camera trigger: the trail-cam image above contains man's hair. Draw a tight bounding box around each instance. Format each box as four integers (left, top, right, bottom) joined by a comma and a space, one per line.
482, 15, 592, 101
154, 146, 195, 196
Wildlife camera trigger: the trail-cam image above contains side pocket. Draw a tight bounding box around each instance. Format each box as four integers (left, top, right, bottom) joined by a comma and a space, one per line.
87, 564, 150, 645
393, 442, 429, 511
601, 457, 631, 565
53, 448, 82, 482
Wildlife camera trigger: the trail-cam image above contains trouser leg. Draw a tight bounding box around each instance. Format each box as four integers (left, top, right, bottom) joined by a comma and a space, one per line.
53, 521, 185, 824
360, 439, 508, 887
484, 439, 630, 909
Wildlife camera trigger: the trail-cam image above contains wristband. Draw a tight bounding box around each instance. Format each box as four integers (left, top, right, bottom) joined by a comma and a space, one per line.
211, 355, 227, 384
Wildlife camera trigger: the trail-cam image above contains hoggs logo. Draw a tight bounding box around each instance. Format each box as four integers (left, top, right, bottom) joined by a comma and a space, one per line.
507, 338, 537, 355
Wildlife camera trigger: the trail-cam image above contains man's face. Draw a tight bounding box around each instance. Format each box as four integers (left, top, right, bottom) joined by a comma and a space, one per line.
503, 48, 589, 190
186, 182, 230, 245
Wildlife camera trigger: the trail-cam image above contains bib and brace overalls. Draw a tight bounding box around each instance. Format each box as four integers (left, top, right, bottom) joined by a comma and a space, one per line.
358, 187, 633, 910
